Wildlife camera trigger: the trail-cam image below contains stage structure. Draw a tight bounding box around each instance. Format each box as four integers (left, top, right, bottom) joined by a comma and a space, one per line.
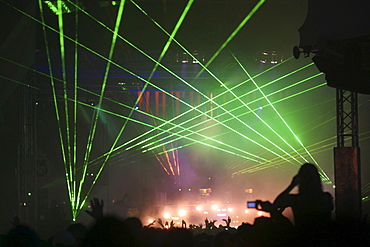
294, 0, 370, 220
2, 0, 353, 231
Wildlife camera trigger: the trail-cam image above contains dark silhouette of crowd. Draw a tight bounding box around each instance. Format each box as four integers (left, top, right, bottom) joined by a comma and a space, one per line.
1, 163, 370, 246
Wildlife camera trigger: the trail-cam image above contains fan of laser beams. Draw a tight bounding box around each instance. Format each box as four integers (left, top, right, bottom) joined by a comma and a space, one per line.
138, 93, 182, 185
4, 0, 337, 221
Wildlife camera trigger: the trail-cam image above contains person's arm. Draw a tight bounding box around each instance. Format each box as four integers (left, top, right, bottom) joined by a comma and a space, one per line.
85, 198, 104, 220
273, 175, 299, 210
256, 200, 293, 228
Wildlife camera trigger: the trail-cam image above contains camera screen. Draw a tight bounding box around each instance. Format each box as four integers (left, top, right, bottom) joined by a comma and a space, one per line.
247, 201, 256, 208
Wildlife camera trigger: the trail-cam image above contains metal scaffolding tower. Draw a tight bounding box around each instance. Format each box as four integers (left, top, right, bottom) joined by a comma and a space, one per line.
334, 89, 362, 221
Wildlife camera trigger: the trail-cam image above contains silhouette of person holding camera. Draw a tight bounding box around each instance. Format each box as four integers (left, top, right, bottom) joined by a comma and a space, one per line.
273, 163, 334, 232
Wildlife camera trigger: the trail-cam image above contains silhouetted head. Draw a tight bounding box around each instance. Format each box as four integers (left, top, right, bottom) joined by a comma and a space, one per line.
214, 230, 234, 247
167, 227, 194, 247
298, 163, 323, 194
66, 223, 88, 244
4, 225, 41, 247
81, 216, 140, 247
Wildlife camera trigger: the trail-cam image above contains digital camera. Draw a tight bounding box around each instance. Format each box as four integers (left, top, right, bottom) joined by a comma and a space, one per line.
247, 201, 257, 208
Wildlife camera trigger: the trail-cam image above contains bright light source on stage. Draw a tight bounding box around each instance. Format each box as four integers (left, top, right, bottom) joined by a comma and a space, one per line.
27, 192, 32, 197
149, 219, 155, 224
217, 213, 227, 217
228, 208, 233, 212
178, 210, 186, 217
257, 211, 263, 216
172, 216, 180, 220
257, 106, 263, 115
245, 209, 249, 213
164, 212, 171, 219
196, 206, 202, 211
44, 0, 72, 15
178, 189, 182, 192
203, 211, 209, 215
245, 189, 253, 193
181, 52, 188, 63
211, 205, 218, 210
188, 189, 191, 191
135, 106, 139, 110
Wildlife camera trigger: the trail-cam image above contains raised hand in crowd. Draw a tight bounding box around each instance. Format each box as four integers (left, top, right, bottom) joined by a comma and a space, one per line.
222, 216, 231, 227
11, 215, 20, 227
157, 218, 165, 228
85, 197, 104, 220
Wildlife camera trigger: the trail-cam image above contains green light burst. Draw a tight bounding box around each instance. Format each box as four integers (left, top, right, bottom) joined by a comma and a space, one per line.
4, 0, 338, 222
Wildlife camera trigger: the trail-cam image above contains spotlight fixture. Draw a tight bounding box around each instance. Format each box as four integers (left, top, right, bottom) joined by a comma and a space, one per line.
293, 46, 301, 59
293, 45, 311, 59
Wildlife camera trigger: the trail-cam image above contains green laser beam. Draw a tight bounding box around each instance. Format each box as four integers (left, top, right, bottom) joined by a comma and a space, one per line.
234, 56, 329, 179
135, 61, 315, 151
234, 133, 336, 177
156, 80, 329, 169
72, 5, 79, 220
0, 50, 322, 176
57, 0, 75, 209
2, 51, 310, 174
86, 0, 196, 196
157, 80, 327, 158
0, 55, 273, 170
76, 80, 334, 210
38, 0, 75, 216
67, 99, 275, 214
10, 0, 332, 217
64, 0, 289, 167
235, 133, 334, 174
146, 0, 194, 80
86, 62, 320, 169
232, 52, 312, 164
76, 0, 127, 213
140, 62, 318, 156
0, 75, 39, 89
194, 0, 266, 80
75, 86, 270, 165
231, 82, 331, 176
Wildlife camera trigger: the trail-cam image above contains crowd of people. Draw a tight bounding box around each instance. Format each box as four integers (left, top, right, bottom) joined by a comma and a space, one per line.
1, 163, 370, 246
